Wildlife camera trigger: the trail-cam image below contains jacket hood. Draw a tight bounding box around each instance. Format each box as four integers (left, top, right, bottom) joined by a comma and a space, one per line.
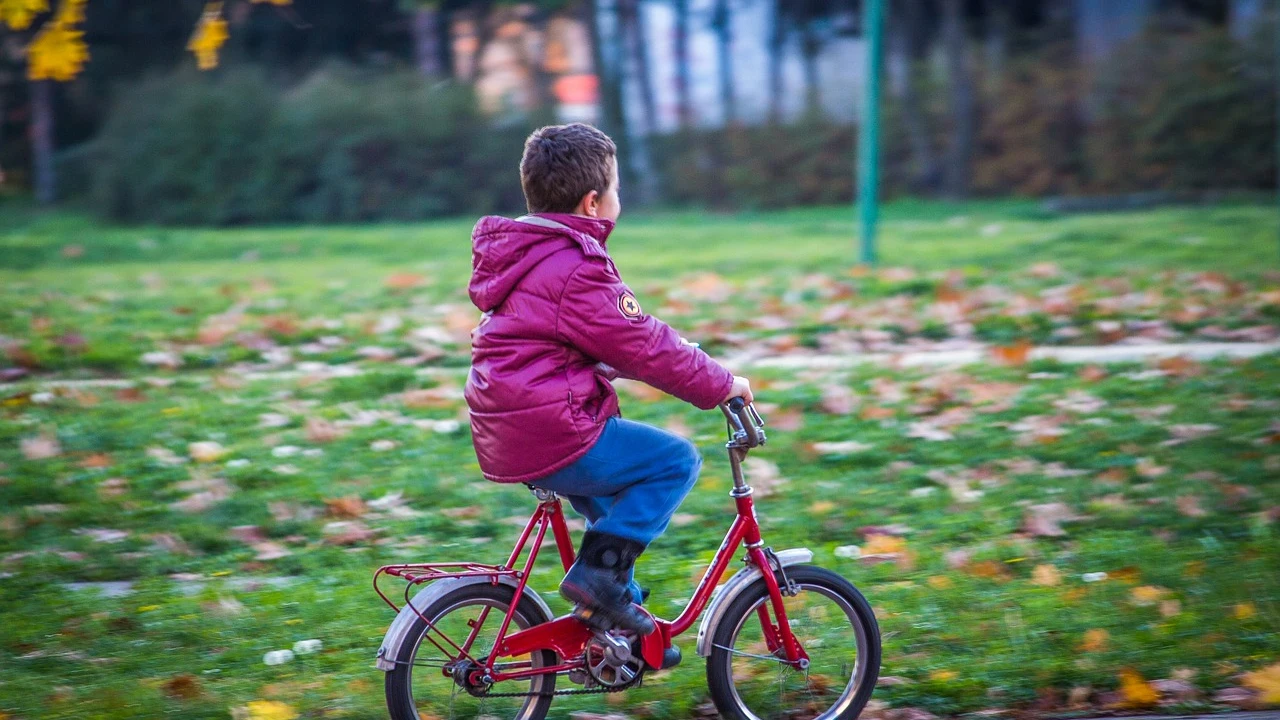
468, 214, 616, 312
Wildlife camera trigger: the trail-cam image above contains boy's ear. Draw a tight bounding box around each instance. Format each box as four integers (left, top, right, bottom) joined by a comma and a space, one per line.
574, 189, 600, 218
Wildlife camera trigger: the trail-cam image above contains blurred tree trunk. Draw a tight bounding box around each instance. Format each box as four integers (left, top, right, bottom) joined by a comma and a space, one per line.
468, 0, 495, 82
800, 18, 821, 116
768, 0, 785, 123
942, 0, 974, 199
619, 0, 657, 135
711, 0, 735, 124
673, 0, 692, 127
521, 6, 555, 111
411, 5, 443, 77
984, 0, 1009, 89
31, 80, 54, 205
590, 0, 656, 204
893, 0, 939, 192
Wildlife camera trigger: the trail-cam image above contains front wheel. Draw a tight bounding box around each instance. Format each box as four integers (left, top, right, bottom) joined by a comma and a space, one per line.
707, 565, 881, 720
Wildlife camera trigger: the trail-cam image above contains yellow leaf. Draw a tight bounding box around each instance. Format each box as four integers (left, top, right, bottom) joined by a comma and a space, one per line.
1242, 662, 1280, 705
1115, 668, 1159, 708
1236, 602, 1257, 620
1078, 628, 1109, 653
926, 575, 952, 589
246, 700, 298, 720
188, 3, 229, 71
1, 0, 46, 29
809, 500, 835, 514
929, 669, 957, 682
1030, 564, 1061, 586
26, 17, 88, 81
54, 0, 81, 23
862, 534, 905, 555
1130, 585, 1168, 606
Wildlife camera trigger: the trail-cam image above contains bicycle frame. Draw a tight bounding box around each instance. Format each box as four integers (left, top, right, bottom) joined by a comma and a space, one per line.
372, 404, 808, 684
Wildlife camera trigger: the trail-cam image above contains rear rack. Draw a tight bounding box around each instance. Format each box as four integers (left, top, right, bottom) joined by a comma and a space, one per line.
373, 562, 517, 613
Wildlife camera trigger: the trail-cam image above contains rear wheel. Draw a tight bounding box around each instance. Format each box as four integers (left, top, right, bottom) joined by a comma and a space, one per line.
384, 583, 557, 720
706, 565, 881, 720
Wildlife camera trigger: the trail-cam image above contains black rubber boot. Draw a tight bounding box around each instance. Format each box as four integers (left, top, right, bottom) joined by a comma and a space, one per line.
561, 530, 656, 636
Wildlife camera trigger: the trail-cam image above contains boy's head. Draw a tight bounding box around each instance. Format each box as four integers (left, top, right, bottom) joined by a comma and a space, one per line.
520, 123, 620, 222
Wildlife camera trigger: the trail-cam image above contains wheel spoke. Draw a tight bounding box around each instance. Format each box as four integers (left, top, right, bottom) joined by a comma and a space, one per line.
396, 593, 554, 720
712, 573, 877, 720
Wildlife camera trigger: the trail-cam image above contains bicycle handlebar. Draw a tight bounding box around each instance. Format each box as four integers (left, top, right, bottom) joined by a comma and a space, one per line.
720, 397, 766, 449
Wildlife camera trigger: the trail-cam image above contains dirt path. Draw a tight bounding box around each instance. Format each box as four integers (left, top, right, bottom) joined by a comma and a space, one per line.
18, 341, 1280, 391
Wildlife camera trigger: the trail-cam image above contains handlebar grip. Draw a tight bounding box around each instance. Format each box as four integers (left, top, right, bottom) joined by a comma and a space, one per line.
726, 397, 762, 447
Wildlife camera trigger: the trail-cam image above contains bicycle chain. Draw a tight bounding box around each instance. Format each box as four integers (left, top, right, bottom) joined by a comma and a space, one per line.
478, 672, 642, 698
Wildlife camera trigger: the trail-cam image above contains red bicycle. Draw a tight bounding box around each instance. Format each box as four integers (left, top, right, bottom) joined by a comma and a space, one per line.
373, 399, 881, 720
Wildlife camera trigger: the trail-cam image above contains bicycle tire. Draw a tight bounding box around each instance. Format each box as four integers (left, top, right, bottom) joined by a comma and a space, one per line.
706, 565, 881, 720
384, 582, 557, 720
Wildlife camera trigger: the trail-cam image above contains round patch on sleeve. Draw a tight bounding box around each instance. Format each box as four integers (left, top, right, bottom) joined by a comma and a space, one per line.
618, 292, 643, 319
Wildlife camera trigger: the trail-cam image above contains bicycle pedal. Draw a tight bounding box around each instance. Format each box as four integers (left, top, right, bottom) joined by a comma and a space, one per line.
571, 605, 613, 631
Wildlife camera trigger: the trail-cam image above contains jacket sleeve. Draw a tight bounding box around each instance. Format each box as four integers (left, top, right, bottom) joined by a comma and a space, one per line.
557, 259, 735, 410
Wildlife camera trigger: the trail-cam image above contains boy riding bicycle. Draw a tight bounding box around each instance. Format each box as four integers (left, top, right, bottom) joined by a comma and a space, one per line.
464, 122, 752, 641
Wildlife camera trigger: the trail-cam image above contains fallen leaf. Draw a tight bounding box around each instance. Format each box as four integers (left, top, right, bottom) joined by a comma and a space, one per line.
1129, 585, 1169, 606
1213, 687, 1261, 709
819, 384, 859, 415
162, 673, 202, 700
243, 700, 298, 720
20, 431, 61, 460
1175, 495, 1207, 518
304, 416, 347, 443
990, 341, 1031, 366
1031, 564, 1061, 586
1235, 602, 1257, 620
770, 408, 805, 431
78, 453, 113, 469
810, 440, 873, 455
1080, 625, 1111, 653
384, 273, 426, 290
743, 457, 787, 497
322, 521, 375, 545
72, 528, 129, 543
188, 441, 227, 463
1113, 668, 1158, 708
324, 496, 367, 519
966, 560, 1010, 580
252, 542, 292, 561
1023, 503, 1081, 537
863, 534, 905, 555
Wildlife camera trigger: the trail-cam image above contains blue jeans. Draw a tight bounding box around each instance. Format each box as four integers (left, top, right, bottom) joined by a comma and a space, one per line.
531, 416, 703, 603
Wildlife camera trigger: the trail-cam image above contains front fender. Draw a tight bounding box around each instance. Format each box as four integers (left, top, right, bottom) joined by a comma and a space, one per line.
695, 548, 812, 657
374, 576, 553, 672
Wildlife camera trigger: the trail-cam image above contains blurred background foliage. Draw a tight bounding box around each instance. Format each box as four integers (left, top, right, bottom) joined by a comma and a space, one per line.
0, 0, 1277, 223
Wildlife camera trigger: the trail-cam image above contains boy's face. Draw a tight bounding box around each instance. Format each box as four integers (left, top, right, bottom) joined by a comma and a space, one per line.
597, 158, 621, 222
577, 158, 621, 223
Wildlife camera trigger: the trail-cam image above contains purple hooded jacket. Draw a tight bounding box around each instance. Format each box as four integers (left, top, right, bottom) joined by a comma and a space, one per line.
464, 213, 735, 483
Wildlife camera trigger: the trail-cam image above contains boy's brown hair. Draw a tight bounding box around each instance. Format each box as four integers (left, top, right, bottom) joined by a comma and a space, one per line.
520, 123, 617, 214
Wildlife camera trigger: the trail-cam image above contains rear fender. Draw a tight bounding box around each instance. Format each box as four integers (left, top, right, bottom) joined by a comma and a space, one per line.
374, 577, 552, 672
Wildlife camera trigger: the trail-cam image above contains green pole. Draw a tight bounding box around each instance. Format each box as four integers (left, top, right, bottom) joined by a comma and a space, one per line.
858, 0, 884, 265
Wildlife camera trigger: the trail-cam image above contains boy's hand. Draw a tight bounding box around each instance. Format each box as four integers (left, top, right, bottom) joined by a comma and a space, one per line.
724, 375, 753, 404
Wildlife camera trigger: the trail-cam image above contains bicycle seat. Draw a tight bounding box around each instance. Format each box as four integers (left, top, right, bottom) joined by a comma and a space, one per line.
525, 484, 558, 502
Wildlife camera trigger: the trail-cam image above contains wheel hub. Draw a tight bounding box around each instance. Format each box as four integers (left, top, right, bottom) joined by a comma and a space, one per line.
445, 658, 493, 697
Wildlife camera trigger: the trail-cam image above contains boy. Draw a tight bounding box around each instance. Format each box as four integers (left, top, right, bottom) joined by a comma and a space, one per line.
464, 123, 752, 641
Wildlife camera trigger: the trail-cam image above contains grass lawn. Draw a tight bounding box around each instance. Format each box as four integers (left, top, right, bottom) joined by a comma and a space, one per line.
1, 201, 1279, 720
